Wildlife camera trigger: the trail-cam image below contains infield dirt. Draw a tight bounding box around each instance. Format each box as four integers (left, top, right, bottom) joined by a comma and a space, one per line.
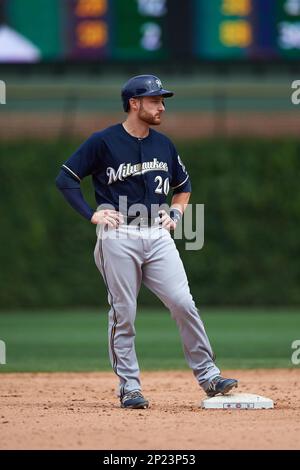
1, 369, 299, 450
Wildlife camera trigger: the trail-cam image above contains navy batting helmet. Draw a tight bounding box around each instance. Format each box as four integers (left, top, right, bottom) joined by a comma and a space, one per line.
121, 74, 174, 112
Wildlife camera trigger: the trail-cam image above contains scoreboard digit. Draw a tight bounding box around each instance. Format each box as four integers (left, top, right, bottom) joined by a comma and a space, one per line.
67, 0, 110, 59
112, 0, 168, 59
276, 0, 300, 57
195, 0, 254, 59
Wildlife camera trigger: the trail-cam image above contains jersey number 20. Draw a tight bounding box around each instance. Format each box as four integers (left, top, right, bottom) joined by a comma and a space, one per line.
154, 176, 170, 195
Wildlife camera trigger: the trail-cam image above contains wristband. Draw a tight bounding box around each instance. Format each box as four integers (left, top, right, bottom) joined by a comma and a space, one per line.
169, 208, 182, 224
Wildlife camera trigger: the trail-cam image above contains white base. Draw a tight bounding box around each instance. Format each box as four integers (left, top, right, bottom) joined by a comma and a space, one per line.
201, 393, 274, 409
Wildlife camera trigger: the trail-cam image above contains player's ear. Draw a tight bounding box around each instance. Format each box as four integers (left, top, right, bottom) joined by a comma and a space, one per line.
129, 97, 139, 112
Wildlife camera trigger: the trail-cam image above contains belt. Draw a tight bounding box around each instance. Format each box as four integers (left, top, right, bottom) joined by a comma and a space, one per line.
125, 216, 161, 227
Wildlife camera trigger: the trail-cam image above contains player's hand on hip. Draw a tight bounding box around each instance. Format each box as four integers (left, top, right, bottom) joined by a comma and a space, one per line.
91, 210, 124, 228
158, 210, 177, 231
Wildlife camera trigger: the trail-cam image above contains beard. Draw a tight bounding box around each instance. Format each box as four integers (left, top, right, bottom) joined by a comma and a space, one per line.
138, 102, 162, 125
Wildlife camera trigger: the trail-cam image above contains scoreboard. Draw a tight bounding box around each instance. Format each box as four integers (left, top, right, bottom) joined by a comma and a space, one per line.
1, 0, 300, 62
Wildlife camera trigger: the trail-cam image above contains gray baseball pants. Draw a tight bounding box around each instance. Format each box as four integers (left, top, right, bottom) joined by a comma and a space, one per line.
94, 222, 220, 397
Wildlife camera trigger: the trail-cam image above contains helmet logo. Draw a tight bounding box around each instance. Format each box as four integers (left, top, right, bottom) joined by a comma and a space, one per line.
155, 78, 162, 89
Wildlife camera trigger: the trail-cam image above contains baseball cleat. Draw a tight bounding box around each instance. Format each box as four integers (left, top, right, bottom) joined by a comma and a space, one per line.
206, 376, 238, 398
120, 390, 149, 409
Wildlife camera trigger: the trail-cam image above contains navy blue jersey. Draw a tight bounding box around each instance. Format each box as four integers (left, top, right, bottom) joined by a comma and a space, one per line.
58, 123, 191, 217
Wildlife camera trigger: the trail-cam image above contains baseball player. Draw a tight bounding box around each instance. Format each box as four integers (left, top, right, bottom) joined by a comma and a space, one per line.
56, 75, 238, 409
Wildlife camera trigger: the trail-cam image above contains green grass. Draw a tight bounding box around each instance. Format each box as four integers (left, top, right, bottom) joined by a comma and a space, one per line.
0, 309, 299, 372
